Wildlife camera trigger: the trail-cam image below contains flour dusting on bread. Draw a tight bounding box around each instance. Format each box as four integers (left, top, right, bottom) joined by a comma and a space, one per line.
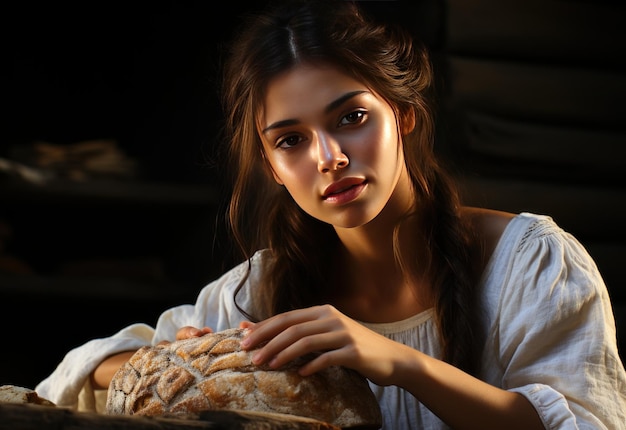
105, 327, 382, 428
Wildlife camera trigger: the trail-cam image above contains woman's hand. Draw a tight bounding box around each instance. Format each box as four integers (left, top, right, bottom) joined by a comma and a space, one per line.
240, 307, 546, 430
159, 321, 255, 345
175, 326, 214, 340
156, 326, 213, 346
239, 304, 417, 388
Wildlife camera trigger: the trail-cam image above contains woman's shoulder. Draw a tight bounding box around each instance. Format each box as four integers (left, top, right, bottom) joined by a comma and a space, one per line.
470, 209, 599, 304
462, 207, 516, 268
468, 208, 564, 244
462, 208, 565, 272
463, 207, 516, 243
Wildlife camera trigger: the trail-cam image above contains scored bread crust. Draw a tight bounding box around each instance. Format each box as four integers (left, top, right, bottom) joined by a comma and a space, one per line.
106, 327, 382, 428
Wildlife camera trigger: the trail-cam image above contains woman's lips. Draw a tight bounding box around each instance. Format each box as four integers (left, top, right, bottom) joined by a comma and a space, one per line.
322, 178, 367, 204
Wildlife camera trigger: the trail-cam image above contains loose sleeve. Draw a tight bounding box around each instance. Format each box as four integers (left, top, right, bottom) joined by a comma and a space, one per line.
34, 323, 155, 410
34, 253, 262, 411
493, 219, 626, 429
150, 254, 257, 344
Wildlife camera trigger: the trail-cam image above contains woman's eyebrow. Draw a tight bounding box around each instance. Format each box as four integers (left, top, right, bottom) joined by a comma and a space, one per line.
262, 119, 299, 134
324, 90, 368, 114
262, 90, 368, 134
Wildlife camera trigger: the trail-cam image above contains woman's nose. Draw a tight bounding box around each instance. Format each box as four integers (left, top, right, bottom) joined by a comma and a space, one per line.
316, 133, 349, 173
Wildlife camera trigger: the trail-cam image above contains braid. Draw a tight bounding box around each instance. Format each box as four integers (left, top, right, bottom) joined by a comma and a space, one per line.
427, 171, 483, 375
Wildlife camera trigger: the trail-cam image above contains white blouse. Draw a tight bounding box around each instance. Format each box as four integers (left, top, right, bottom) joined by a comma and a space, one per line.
36, 212, 626, 429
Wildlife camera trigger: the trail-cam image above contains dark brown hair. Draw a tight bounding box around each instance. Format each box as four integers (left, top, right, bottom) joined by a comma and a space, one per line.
218, 0, 482, 375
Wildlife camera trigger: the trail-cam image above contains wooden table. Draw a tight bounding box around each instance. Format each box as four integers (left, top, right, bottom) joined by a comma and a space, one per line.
0, 402, 346, 430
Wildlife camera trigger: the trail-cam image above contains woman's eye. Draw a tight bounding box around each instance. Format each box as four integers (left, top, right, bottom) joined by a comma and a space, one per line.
276, 134, 302, 149
339, 110, 366, 127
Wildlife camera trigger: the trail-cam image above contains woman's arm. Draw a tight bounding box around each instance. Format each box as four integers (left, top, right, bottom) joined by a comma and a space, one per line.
395, 344, 544, 430
90, 326, 215, 390
35, 255, 261, 409
90, 351, 137, 390
241, 305, 545, 430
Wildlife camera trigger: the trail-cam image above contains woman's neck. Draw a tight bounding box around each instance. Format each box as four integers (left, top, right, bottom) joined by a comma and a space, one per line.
330, 210, 433, 323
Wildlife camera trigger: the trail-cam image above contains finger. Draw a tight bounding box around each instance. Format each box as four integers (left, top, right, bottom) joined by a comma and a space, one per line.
239, 321, 256, 330
199, 327, 213, 335
242, 306, 328, 349
176, 326, 213, 340
176, 326, 194, 340
297, 347, 347, 376
252, 318, 345, 366
268, 330, 345, 370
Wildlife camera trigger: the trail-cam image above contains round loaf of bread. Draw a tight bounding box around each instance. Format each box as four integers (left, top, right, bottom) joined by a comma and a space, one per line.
0, 385, 55, 406
105, 328, 382, 428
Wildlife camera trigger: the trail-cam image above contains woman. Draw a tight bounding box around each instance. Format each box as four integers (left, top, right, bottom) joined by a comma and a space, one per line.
36, 1, 626, 428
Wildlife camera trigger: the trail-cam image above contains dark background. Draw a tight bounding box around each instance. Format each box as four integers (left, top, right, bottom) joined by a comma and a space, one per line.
2, 0, 625, 389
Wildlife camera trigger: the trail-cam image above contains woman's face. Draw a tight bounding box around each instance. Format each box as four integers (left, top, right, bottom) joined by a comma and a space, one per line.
258, 63, 412, 229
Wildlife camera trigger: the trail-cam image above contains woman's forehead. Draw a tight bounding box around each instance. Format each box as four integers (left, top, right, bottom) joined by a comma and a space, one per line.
259, 64, 370, 122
